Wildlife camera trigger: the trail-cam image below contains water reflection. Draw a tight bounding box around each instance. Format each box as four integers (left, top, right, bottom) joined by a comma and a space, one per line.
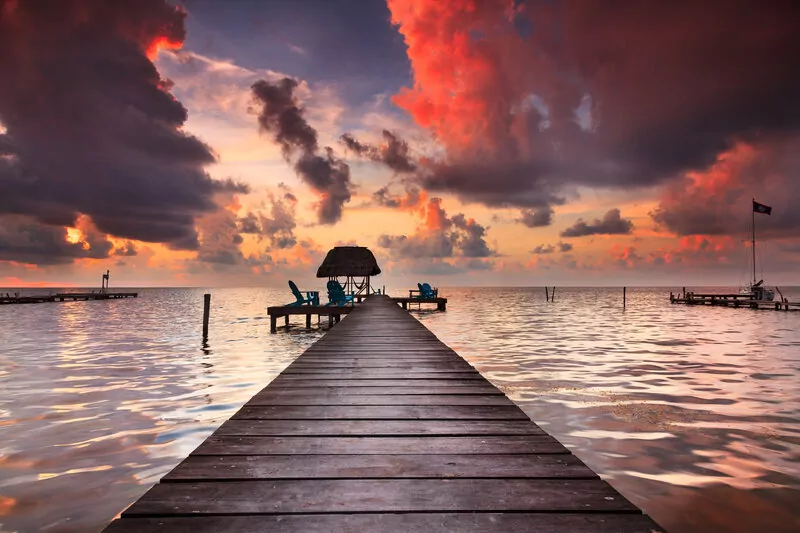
0, 288, 320, 532
414, 287, 800, 533
0, 286, 798, 532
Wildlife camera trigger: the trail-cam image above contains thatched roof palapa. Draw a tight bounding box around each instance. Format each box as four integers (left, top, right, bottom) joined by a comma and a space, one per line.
316, 246, 381, 278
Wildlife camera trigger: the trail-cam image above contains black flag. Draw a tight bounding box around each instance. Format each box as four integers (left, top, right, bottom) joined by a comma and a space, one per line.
753, 200, 772, 215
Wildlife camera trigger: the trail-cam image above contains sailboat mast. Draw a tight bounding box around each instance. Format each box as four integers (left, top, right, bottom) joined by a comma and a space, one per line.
752, 198, 756, 285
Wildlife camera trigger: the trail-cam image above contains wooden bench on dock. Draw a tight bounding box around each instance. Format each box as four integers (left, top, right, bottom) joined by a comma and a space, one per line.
103, 295, 663, 533
391, 296, 447, 311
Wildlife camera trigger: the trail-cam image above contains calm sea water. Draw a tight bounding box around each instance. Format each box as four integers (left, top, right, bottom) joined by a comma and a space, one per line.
1, 287, 799, 532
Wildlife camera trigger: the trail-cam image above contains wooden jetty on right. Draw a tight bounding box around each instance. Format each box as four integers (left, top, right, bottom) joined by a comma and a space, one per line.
671, 290, 800, 312
104, 295, 664, 533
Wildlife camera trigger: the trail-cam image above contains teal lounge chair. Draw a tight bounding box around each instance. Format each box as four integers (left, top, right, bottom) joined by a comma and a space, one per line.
286, 280, 319, 306
421, 283, 438, 298
326, 280, 355, 306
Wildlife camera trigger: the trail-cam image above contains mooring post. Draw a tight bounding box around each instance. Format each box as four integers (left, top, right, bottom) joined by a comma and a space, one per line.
202, 293, 211, 338
545, 287, 549, 302
623, 286, 627, 308
551, 287, 555, 302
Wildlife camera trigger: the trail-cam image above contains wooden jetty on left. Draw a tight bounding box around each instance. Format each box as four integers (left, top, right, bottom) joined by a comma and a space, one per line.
0, 271, 136, 305
103, 295, 664, 533
0, 291, 138, 305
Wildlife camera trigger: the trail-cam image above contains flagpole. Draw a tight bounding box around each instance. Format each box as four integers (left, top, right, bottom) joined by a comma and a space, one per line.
752, 198, 756, 286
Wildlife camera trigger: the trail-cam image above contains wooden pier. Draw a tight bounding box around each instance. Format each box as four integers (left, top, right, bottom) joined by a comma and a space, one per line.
103, 295, 663, 533
392, 295, 447, 311
267, 304, 355, 333
670, 291, 800, 311
0, 291, 138, 305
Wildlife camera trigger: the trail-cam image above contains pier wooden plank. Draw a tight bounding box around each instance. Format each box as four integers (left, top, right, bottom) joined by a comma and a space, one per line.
102, 295, 665, 533
232, 405, 529, 419
105, 514, 664, 533
244, 394, 517, 406
124, 479, 637, 515
268, 378, 488, 387
193, 435, 569, 455
215, 419, 546, 436
163, 454, 596, 480
250, 386, 503, 396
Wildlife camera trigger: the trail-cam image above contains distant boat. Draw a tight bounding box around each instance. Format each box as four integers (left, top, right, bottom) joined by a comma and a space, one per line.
740, 199, 775, 301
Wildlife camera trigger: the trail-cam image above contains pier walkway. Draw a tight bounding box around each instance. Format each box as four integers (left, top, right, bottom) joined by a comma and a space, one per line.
104, 296, 663, 532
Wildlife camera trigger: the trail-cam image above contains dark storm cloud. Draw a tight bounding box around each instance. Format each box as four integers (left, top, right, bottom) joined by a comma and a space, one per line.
650, 138, 800, 238
561, 209, 633, 238
341, 130, 417, 174
0, 216, 111, 265
391, 1, 800, 212
0, 0, 247, 252
518, 206, 554, 228
251, 78, 352, 224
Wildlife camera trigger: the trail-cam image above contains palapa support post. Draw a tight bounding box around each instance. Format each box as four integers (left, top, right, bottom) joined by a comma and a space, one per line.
306, 314, 311, 327
285, 315, 289, 327
202, 294, 211, 338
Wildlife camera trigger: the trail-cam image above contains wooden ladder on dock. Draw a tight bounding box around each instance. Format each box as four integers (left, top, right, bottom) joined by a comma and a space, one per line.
103, 295, 664, 532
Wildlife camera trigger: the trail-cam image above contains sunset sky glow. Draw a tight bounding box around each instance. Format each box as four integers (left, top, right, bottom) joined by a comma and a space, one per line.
1, 0, 799, 288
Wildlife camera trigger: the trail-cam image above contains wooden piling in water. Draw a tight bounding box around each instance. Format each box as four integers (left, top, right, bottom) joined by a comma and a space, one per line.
103, 296, 665, 533
623, 287, 627, 308
545, 286, 550, 302
202, 294, 210, 339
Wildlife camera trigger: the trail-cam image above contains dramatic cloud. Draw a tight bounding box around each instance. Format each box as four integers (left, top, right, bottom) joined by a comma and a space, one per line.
561, 209, 633, 238
377, 197, 493, 259
251, 78, 352, 224
651, 140, 800, 238
238, 185, 298, 249
518, 207, 554, 228
341, 130, 417, 173
372, 186, 424, 210
532, 241, 572, 255
0, 0, 246, 252
0, 215, 112, 265
388, 1, 800, 212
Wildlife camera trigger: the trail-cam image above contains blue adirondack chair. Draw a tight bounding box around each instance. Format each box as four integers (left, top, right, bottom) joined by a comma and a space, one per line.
420, 282, 438, 298
326, 280, 354, 306
286, 280, 319, 306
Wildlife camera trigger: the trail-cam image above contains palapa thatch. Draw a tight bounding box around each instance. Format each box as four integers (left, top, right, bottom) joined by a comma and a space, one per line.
316, 246, 381, 278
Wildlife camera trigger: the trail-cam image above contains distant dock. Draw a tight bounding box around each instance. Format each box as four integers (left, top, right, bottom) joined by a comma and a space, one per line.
103, 295, 663, 533
670, 291, 800, 311
0, 291, 138, 305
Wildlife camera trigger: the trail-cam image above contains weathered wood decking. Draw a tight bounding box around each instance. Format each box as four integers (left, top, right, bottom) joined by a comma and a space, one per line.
103, 295, 664, 532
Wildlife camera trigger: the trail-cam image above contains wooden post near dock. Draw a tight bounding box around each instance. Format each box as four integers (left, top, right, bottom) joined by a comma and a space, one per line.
623, 287, 627, 308
544, 287, 549, 302
550, 287, 555, 302
202, 294, 211, 339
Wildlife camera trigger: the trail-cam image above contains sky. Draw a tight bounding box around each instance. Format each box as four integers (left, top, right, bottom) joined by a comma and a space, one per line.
1, 0, 800, 288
